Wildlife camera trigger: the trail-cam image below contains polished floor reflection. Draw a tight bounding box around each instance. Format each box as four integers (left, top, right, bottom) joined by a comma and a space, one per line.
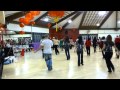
2, 47, 120, 79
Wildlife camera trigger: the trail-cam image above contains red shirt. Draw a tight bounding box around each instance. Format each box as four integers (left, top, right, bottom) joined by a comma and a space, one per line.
115, 37, 120, 44
85, 40, 91, 47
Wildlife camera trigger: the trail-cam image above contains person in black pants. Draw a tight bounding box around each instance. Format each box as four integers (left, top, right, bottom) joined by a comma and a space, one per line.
93, 37, 97, 53
52, 37, 55, 50
54, 38, 59, 55
64, 36, 70, 60
75, 35, 84, 66
54, 45, 59, 55
85, 38, 91, 56
102, 35, 115, 73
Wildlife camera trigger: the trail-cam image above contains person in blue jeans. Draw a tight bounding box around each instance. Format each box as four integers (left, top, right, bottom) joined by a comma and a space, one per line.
64, 36, 70, 60
75, 35, 84, 66
44, 54, 52, 70
35, 34, 53, 71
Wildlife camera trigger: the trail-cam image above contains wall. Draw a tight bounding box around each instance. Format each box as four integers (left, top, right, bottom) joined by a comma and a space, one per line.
79, 29, 120, 41
3, 35, 11, 40
49, 29, 79, 42
3, 34, 32, 40
7, 23, 49, 33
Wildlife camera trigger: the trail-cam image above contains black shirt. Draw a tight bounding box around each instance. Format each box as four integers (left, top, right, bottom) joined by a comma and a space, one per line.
104, 41, 114, 52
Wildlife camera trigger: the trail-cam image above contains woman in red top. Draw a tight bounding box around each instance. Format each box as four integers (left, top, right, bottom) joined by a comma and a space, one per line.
85, 38, 91, 56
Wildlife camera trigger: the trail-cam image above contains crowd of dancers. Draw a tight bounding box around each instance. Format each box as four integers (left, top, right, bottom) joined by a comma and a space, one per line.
36, 34, 120, 73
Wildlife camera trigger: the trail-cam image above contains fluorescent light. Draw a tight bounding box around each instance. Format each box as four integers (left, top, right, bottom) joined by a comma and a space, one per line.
68, 19, 72, 23
96, 23, 100, 26
118, 21, 120, 23
44, 18, 49, 22
98, 11, 106, 16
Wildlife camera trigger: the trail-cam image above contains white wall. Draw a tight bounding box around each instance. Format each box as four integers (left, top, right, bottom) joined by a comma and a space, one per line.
79, 29, 120, 41
7, 23, 49, 33
11, 34, 32, 38
3, 34, 32, 40
3, 35, 11, 40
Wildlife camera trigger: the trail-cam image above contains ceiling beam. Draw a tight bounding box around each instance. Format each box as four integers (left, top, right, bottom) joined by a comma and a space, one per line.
78, 11, 87, 30
98, 11, 113, 28
80, 27, 120, 30
116, 11, 118, 29
5, 11, 29, 23
9, 21, 48, 28
51, 28, 120, 30
79, 26, 98, 29
35, 12, 48, 23
50, 11, 78, 28
62, 12, 82, 29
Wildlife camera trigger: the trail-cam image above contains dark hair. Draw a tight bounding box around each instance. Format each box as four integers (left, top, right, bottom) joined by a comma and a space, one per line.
93, 37, 97, 41
106, 35, 112, 42
44, 34, 49, 38
88, 38, 90, 40
102, 36, 105, 40
42, 36, 45, 39
78, 35, 83, 44
55, 37, 57, 39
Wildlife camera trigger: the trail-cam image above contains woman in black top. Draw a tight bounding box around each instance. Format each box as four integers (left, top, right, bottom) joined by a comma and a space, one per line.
93, 37, 97, 53
102, 35, 115, 73
75, 35, 84, 66
64, 36, 70, 60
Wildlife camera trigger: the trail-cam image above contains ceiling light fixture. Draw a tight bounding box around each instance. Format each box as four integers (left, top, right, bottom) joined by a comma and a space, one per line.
44, 17, 49, 22
68, 19, 72, 23
98, 11, 106, 16
96, 23, 100, 26
118, 21, 120, 24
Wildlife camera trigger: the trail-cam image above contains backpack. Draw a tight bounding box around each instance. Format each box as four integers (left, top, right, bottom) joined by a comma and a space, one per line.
77, 44, 83, 53
105, 43, 112, 52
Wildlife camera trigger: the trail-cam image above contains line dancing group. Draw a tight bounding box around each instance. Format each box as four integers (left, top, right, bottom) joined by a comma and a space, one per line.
35, 34, 120, 73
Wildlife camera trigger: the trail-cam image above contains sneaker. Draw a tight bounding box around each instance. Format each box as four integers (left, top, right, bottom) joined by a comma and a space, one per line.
81, 63, 84, 65
48, 67, 52, 71
112, 69, 115, 72
117, 55, 119, 59
108, 70, 112, 73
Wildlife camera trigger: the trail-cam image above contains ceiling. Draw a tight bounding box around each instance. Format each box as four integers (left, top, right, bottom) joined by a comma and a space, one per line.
4, 11, 120, 30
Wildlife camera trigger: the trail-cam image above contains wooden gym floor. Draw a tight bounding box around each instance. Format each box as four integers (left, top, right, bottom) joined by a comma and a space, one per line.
2, 47, 120, 79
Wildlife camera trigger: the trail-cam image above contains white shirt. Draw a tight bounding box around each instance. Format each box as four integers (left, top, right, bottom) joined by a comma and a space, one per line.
6, 43, 12, 48
54, 39, 59, 45
41, 39, 53, 54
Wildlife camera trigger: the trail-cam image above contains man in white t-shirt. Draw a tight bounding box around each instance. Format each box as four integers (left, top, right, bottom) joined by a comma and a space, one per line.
36, 34, 53, 71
